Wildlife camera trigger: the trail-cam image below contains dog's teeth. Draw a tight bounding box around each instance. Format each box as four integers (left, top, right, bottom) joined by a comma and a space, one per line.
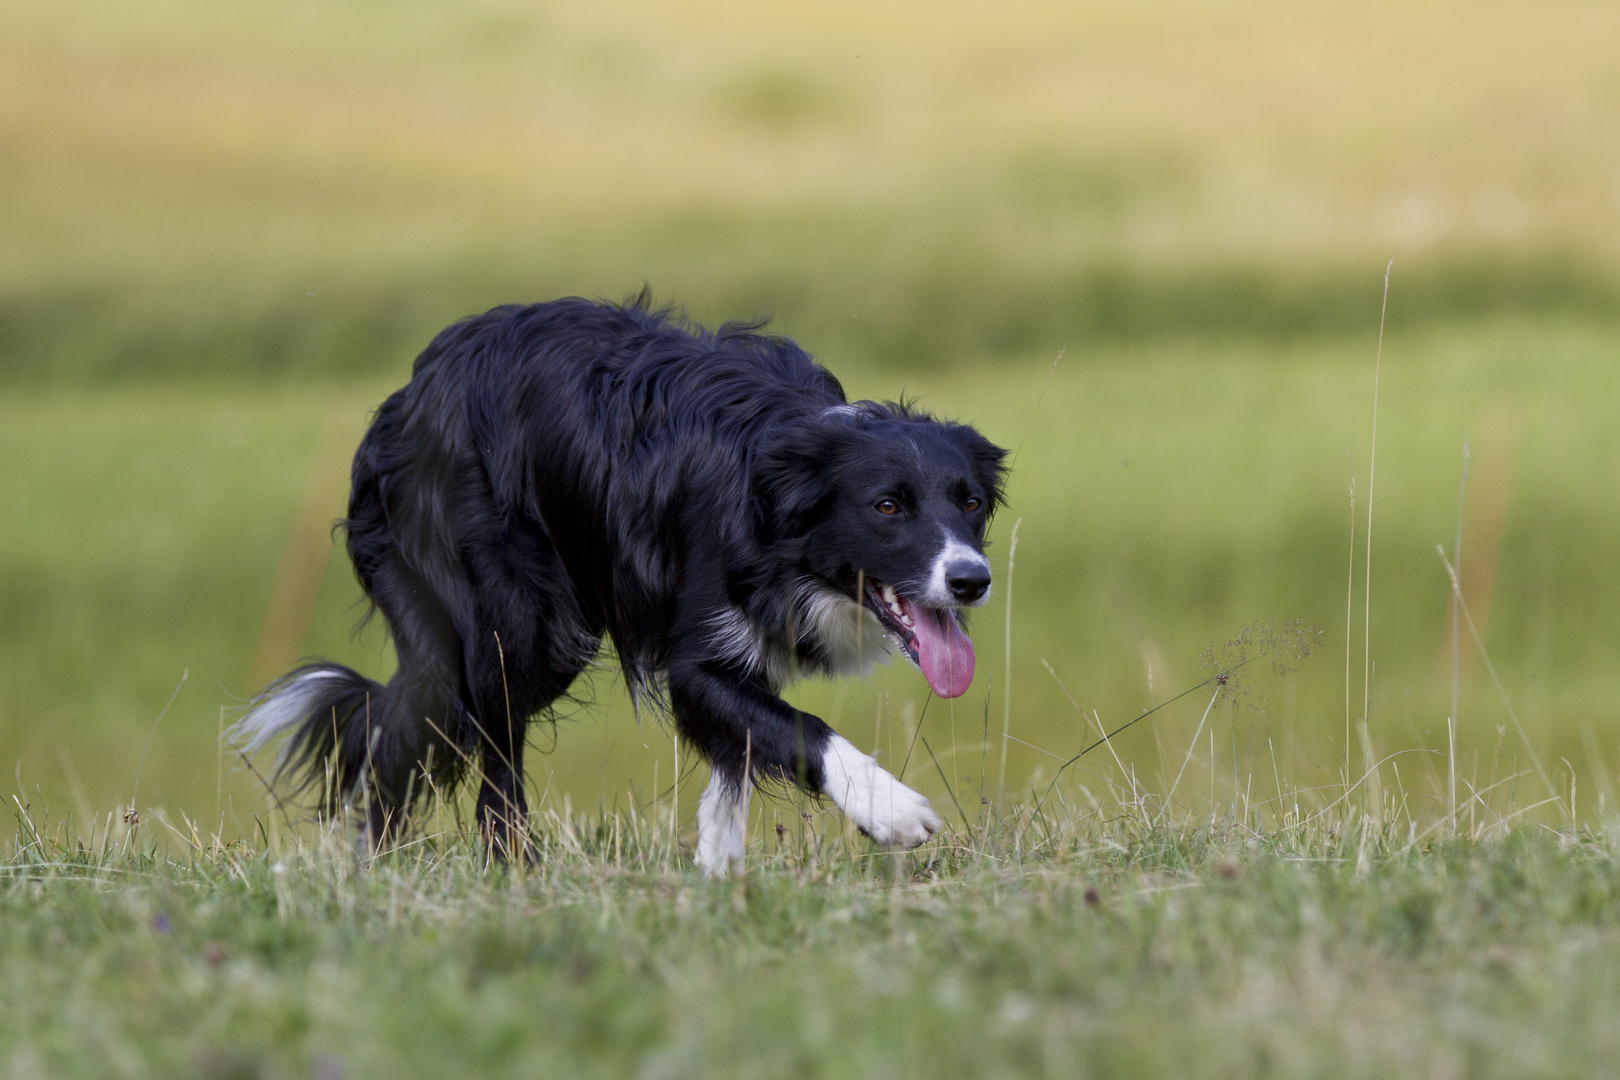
874, 583, 913, 627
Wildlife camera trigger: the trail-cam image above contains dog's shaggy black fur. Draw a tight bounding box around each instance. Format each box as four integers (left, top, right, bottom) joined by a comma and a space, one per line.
237, 297, 1006, 866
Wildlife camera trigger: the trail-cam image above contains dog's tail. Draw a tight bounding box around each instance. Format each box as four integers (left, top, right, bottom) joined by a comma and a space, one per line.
231, 662, 414, 817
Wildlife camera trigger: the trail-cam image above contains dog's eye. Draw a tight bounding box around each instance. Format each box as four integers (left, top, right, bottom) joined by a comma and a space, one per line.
875, 499, 900, 516
965, 497, 982, 513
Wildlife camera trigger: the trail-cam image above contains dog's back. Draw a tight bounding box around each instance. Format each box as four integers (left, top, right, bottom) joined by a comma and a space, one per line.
353, 298, 847, 671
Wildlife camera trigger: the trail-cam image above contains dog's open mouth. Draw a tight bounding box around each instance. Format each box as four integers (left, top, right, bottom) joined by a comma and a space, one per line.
862, 579, 976, 699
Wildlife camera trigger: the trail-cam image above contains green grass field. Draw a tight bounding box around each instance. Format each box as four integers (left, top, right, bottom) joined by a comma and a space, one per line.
9, 805, 1620, 1079
6, 0, 1620, 1074
6, 315, 1619, 835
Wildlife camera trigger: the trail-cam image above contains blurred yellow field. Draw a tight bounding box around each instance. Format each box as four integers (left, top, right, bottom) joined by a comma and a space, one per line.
9, 0, 1620, 245
5, 0, 1619, 378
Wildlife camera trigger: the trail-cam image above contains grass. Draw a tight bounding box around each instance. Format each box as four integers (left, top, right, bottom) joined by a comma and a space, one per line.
8, 781, 1620, 1079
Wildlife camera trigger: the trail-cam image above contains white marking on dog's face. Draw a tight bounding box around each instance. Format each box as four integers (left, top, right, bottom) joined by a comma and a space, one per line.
820, 735, 941, 847
923, 527, 993, 608
695, 771, 750, 878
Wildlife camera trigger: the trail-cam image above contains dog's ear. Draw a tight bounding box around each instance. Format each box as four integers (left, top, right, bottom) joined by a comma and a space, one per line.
751, 419, 849, 539
946, 423, 1010, 515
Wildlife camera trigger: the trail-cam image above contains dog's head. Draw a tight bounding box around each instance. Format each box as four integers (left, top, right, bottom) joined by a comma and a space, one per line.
754, 402, 1008, 698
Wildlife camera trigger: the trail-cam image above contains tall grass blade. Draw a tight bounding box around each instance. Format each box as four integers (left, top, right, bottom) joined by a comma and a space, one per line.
1361, 260, 1392, 801
998, 517, 1022, 802
1449, 437, 1470, 832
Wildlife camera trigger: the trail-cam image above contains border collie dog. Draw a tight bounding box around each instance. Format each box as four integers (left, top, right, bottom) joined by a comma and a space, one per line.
236, 297, 1007, 875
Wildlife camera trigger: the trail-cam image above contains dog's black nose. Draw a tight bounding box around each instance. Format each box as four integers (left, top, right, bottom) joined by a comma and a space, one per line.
946, 561, 991, 603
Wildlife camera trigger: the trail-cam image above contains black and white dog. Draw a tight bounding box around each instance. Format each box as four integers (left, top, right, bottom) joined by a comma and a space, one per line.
236, 297, 1007, 874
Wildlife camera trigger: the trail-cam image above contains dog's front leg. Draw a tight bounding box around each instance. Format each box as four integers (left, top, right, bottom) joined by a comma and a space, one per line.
817, 733, 942, 848
695, 769, 750, 877
669, 659, 940, 876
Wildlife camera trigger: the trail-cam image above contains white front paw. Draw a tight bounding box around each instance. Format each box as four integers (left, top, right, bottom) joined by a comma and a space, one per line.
870, 779, 943, 847
695, 827, 744, 878
821, 735, 943, 848
696, 772, 749, 877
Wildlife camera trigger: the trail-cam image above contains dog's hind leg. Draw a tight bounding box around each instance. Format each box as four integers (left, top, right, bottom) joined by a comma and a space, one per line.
457, 634, 536, 861
474, 743, 528, 861
354, 560, 469, 853
236, 555, 466, 857
464, 651, 595, 861
458, 585, 600, 861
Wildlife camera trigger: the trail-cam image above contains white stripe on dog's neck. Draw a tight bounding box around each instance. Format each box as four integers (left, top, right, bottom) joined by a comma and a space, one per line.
706, 582, 891, 689
795, 583, 891, 677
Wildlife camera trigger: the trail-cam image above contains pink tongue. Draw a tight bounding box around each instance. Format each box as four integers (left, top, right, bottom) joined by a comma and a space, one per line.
898, 597, 976, 698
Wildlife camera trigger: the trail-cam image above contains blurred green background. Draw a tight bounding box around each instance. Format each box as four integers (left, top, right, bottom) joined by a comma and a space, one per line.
5, 0, 1619, 834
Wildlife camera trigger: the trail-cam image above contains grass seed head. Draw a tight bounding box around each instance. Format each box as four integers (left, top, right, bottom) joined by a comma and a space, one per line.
1199, 618, 1321, 710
